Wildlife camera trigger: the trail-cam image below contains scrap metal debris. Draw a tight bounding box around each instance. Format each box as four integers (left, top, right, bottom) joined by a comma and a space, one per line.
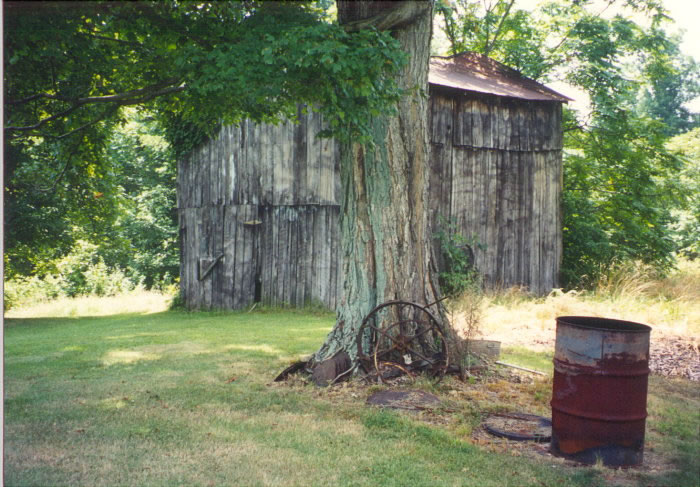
483, 412, 552, 442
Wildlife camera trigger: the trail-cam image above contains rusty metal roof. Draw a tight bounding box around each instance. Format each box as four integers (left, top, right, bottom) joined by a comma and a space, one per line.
429, 52, 572, 103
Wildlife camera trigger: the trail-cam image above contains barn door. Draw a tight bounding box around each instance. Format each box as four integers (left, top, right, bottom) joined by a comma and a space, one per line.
195, 205, 225, 310
221, 204, 261, 309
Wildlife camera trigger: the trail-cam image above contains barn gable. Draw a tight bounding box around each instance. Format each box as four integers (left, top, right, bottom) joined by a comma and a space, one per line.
177, 52, 568, 310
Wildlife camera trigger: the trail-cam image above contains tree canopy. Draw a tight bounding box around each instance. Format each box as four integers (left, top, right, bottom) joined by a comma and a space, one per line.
4, 0, 406, 277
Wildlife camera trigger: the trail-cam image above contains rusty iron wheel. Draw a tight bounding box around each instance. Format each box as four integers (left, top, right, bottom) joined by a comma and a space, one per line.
356, 300, 448, 382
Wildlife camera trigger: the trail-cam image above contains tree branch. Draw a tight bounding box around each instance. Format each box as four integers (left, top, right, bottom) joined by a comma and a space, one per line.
79, 31, 146, 49
35, 142, 83, 193
484, 0, 516, 56
8, 78, 183, 107
52, 105, 121, 140
5, 81, 185, 133
342, 2, 432, 32
436, 2, 459, 55
5, 104, 84, 133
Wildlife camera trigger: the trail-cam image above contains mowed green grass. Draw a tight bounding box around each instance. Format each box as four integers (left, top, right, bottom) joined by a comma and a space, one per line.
3, 307, 696, 487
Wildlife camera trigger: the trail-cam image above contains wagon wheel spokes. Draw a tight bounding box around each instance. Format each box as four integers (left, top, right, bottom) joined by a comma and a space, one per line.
357, 300, 449, 381
374, 320, 437, 365
371, 320, 445, 380
366, 320, 430, 354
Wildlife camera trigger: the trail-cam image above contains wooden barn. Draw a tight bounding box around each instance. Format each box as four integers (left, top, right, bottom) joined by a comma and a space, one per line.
177, 52, 570, 310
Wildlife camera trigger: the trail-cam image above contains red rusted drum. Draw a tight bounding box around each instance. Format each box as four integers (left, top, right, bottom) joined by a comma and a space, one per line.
550, 316, 651, 466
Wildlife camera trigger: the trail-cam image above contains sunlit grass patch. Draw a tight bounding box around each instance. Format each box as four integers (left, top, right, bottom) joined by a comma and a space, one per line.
101, 349, 162, 366
5, 290, 173, 319
501, 347, 553, 375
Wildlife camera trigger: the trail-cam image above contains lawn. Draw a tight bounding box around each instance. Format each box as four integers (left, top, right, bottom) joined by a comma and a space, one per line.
4, 295, 699, 486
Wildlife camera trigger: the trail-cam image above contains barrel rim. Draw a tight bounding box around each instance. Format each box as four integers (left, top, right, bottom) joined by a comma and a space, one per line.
556, 316, 651, 333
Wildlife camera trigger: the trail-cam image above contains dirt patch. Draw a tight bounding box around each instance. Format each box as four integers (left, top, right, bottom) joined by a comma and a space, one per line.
366, 389, 441, 411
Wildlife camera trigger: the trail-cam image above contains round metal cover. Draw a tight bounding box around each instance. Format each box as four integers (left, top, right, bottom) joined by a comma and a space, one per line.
483, 412, 552, 442
366, 389, 441, 411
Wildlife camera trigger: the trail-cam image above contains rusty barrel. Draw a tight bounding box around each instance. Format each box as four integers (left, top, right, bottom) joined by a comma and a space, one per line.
550, 316, 651, 466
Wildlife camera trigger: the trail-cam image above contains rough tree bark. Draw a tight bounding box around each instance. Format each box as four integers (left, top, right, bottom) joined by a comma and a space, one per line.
312, 1, 444, 374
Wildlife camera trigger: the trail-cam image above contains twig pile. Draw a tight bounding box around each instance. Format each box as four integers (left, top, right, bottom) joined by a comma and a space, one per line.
649, 335, 700, 381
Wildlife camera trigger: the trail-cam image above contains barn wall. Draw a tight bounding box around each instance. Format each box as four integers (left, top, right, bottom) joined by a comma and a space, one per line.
178, 93, 564, 310
177, 108, 342, 310
429, 89, 563, 294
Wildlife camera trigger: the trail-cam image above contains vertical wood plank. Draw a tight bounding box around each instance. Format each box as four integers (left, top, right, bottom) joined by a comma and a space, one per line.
232, 205, 247, 308
502, 100, 511, 151
179, 209, 188, 306
210, 130, 219, 206
296, 207, 310, 307
256, 205, 269, 306
509, 150, 521, 287
509, 101, 520, 151
519, 102, 530, 152
494, 99, 504, 150
320, 116, 335, 205
222, 204, 236, 309
276, 207, 289, 306
487, 150, 499, 287
293, 106, 308, 204
484, 97, 495, 149
323, 206, 333, 308
250, 123, 261, 206
470, 148, 483, 274
430, 94, 453, 145
532, 153, 544, 294
453, 95, 473, 146
240, 122, 250, 205
545, 150, 555, 291
307, 109, 322, 205
520, 151, 531, 288
269, 207, 280, 306
259, 122, 270, 205
474, 98, 484, 148
555, 148, 563, 288
216, 205, 226, 308
286, 208, 297, 306
313, 205, 327, 307
330, 206, 341, 310
276, 118, 294, 205
243, 205, 258, 307
450, 147, 467, 232
555, 103, 564, 150
463, 149, 477, 246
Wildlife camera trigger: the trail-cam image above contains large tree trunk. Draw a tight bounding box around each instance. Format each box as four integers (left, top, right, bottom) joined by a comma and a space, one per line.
313, 1, 443, 370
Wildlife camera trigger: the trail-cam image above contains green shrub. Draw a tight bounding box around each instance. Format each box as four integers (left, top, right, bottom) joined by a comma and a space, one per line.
4, 241, 140, 310
434, 218, 483, 297
82, 259, 135, 296
4, 275, 66, 311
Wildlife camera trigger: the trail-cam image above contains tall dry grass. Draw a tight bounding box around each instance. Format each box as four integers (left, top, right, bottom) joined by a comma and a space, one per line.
3, 290, 173, 319
450, 259, 700, 350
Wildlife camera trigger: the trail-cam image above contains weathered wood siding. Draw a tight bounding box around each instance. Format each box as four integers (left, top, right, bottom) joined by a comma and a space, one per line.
178, 108, 342, 310
429, 89, 563, 294
178, 92, 563, 310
